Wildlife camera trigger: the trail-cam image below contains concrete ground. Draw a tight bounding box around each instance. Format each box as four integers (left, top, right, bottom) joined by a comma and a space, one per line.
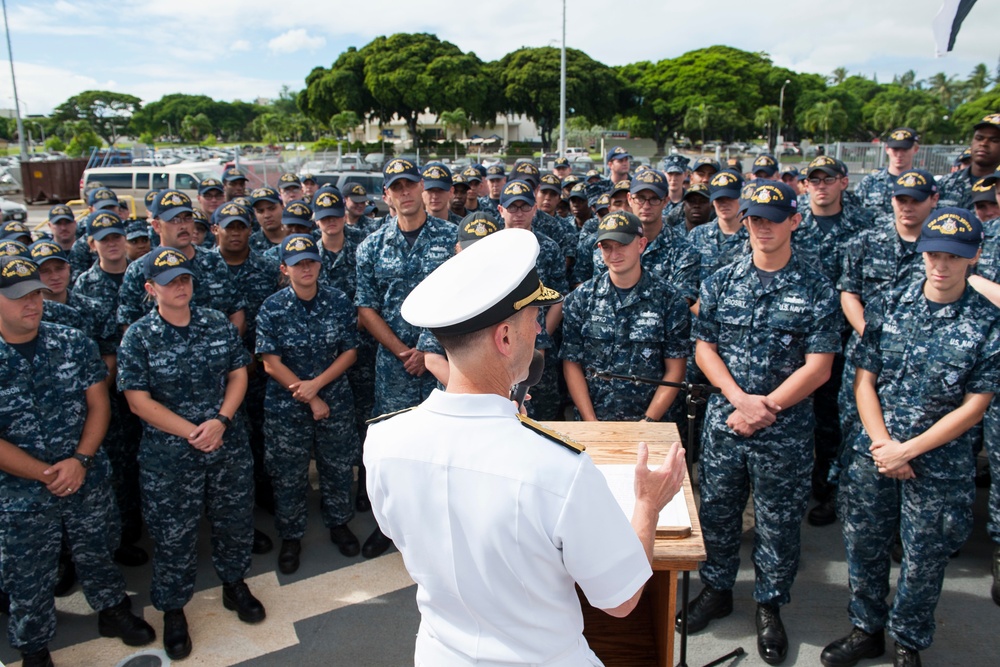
1, 470, 998, 667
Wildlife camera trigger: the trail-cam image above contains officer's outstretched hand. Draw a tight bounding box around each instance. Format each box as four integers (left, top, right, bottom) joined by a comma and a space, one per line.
633, 441, 685, 513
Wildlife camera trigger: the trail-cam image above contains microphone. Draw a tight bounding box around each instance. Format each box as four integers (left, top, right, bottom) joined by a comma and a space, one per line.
510, 351, 545, 410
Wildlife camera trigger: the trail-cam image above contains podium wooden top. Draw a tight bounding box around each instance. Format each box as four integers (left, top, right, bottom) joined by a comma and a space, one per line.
540, 421, 706, 571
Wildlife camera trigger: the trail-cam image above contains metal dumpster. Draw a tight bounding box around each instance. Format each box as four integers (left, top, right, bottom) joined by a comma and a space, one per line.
20, 158, 89, 204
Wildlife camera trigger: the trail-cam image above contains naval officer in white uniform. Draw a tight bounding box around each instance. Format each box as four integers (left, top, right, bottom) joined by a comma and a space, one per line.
364, 228, 686, 666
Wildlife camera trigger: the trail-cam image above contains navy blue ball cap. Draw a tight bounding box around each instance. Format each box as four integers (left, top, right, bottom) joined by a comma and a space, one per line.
344, 182, 368, 202
143, 246, 194, 285
87, 187, 119, 210
806, 155, 847, 178
980, 165, 1000, 187
0, 255, 50, 298
538, 174, 562, 194
155, 190, 194, 222
511, 161, 540, 187
29, 240, 68, 265
683, 183, 711, 201
708, 169, 745, 201
222, 167, 248, 183
973, 113, 1000, 133
47, 204, 75, 224
662, 154, 690, 174
461, 166, 483, 183
383, 158, 422, 187
457, 211, 500, 249
752, 154, 779, 176
300, 173, 317, 184
363, 199, 377, 216
125, 220, 150, 240
500, 180, 536, 208
606, 146, 631, 163
630, 169, 668, 198
892, 169, 938, 201
278, 172, 302, 191
0, 239, 29, 258
485, 164, 506, 180
744, 181, 798, 222
1, 221, 31, 241
567, 182, 588, 201
971, 178, 996, 203
250, 186, 281, 206
198, 178, 224, 196
215, 202, 252, 229
595, 211, 642, 246
917, 207, 983, 258
281, 201, 315, 229
692, 156, 720, 174
86, 211, 126, 240
421, 162, 454, 190
553, 157, 570, 168
280, 234, 321, 265
885, 127, 918, 149
313, 189, 346, 219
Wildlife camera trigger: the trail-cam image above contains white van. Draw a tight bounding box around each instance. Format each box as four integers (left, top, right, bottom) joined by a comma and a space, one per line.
81, 163, 222, 215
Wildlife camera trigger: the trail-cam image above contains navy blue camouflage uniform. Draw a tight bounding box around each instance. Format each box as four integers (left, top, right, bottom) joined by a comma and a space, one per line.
853, 168, 898, 217
354, 217, 456, 415
256, 286, 360, 538
843, 279, 1000, 651
562, 269, 691, 420
695, 253, 842, 605
117, 307, 253, 612
0, 324, 126, 654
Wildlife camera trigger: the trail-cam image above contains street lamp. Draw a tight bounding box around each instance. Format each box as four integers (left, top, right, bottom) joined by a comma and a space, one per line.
32, 121, 44, 148
162, 119, 172, 142
777, 79, 791, 153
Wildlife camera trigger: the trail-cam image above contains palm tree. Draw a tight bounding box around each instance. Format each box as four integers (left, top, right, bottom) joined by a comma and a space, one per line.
870, 102, 905, 136
966, 63, 993, 101
683, 102, 714, 148
926, 72, 961, 109
439, 108, 471, 161
829, 67, 848, 85
754, 105, 781, 152
329, 111, 361, 152
802, 100, 847, 144
895, 70, 921, 91
904, 105, 941, 142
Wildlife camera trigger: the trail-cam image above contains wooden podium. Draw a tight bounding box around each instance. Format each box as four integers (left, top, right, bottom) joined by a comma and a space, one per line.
541, 421, 706, 667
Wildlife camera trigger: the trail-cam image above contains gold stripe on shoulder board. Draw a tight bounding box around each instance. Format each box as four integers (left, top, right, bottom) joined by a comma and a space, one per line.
516, 414, 585, 454
366, 406, 416, 425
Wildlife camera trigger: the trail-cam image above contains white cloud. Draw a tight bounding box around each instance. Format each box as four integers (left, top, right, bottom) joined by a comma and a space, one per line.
268, 29, 326, 55
0, 61, 113, 115
231, 40, 251, 52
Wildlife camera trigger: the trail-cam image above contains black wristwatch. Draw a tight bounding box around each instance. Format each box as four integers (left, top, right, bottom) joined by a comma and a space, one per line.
215, 413, 232, 429
641, 416, 657, 423
73, 453, 94, 470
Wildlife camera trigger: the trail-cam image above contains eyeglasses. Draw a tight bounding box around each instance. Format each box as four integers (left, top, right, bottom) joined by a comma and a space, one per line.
808, 176, 840, 186
631, 195, 663, 207
163, 213, 195, 225
505, 203, 533, 213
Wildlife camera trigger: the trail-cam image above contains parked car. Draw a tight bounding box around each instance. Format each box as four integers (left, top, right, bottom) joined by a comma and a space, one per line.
565, 147, 588, 157
0, 196, 28, 222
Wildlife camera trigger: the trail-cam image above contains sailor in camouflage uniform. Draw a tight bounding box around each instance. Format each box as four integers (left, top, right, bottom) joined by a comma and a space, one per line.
562, 211, 690, 421
792, 156, 875, 526
248, 186, 286, 254
822, 208, 1000, 667
682, 182, 841, 666
30, 240, 114, 347
117, 190, 246, 335
938, 114, 1000, 209
0, 256, 153, 667
68, 189, 122, 280
479, 164, 505, 217
344, 182, 379, 239
421, 162, 464, 225
117, 247, 264, 661
257, 235, 361, 571
835, 170, 936, 483
854, 128, 920, 217
688, 170, 750, 282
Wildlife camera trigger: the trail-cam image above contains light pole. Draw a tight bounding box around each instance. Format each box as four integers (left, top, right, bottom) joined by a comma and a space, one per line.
558, 0, 566, 158
32, 121, 44, 148
777, 79, 791, 153
162, 119, 172, 142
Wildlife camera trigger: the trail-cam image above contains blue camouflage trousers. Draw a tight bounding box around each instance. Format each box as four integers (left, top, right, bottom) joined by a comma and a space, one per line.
0, 482, 125, 653
140, 452, 253, 611
698, 402, 813, 606
264, 403, 360, 539
838, 449, 973, 651
983, 395, 1000, 545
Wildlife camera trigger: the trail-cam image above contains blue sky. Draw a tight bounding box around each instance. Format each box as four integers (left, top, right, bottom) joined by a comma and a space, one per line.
0, 0, 997, 116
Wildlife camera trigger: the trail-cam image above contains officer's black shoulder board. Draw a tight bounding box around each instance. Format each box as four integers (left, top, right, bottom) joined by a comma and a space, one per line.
366, 407, 415, 425
517, 414, 585, 454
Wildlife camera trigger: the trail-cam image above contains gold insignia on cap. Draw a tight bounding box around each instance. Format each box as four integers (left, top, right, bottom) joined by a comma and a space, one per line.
154, 249, 185, 267
488, 165, 503, 174
35, 244, 54, 256
973, 179, 994, 193
280, 173, 298, 182
637, 171, 658, 183
93, 213, 115, 228
423, 166, 446, 179
505, 181, 530, 195
349, 184, 365, 194
162, 193, 188, 207
928, 212, 972, 236
596, 194, 611, 206
95, 189, 114, 199
571, 183, 586, 193
220, 203, 243, 216
385, 159, 411, 174
981, 114, 1000, 125
890, 129, 912, 141
251, 187, 273, 198
711, 172, 737, 187
286, 237, 311, 252
515, 163, 538, 174
810, 156, 836, 167
754, 155, 775, 167
751, 186, 783, 204
287, 203, 311, 216
2, 258, 35, 278
898, 172, 927, 187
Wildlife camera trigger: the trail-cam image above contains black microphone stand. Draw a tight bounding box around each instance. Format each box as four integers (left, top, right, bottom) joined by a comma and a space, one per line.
592, 370, 745, 667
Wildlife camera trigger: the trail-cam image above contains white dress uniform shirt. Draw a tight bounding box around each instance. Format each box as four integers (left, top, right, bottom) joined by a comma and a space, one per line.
365, 389, 652, 666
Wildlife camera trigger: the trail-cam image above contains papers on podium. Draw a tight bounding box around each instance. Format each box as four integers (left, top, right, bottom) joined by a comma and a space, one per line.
596, 464, 692, 538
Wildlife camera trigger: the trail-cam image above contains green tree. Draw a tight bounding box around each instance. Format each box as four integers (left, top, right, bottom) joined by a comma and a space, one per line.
251, 112, 289, 144
51, 90, 141, 145
952, 90, 1000, 134
683, 102, 714, 146
497, 46, 618, 152
65, 121, 102, 157
180, 113, 212, 143
137, 131, 155, 145
868, 102, 906, 135
754, 105, 781, 151
926, 72, 962, 110
802, 100, 848, 144
44, 136, 66, 152
965, 63, 994, 101
130, 94, 261, 142
329, 110, 362, 141
829, 67, 849, 85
